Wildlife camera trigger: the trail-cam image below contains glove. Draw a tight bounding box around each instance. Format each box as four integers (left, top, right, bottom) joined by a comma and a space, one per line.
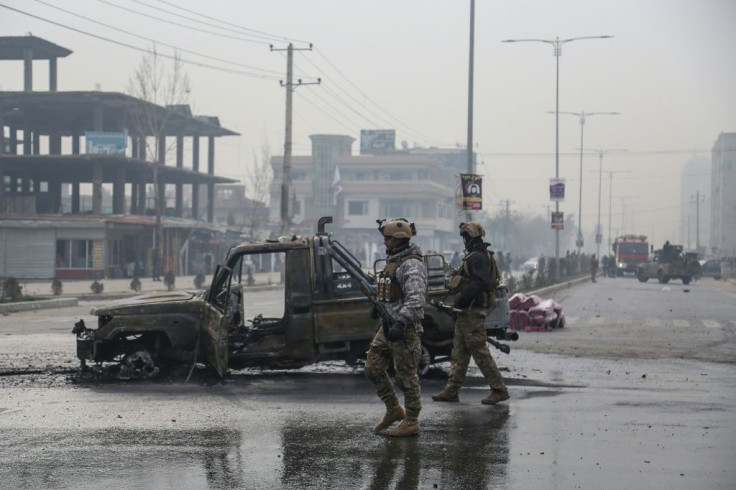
387, 322, 405, 342
370, 304, 380, 319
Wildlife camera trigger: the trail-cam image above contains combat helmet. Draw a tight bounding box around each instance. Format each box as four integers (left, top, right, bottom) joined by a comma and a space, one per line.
377, 218, 416, 254
459, 222, 485, 238
378, 218, 417, 239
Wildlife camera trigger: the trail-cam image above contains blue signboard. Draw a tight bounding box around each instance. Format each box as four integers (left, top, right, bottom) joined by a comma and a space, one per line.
85, 131, 127, 155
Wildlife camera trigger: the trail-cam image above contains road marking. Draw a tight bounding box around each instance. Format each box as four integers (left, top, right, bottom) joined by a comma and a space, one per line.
702, 319, 721, 329
644, 318, 662, 327
672, 319, 690, 327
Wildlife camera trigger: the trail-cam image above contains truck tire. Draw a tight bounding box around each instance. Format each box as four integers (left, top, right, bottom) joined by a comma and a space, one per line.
657, 270, 670, 284
682, 276, 692, 285
118, 342, 160, 379
637, 270, 649, 282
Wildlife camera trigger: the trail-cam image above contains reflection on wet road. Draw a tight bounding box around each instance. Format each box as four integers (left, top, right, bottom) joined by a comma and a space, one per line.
2, 353, 735, 489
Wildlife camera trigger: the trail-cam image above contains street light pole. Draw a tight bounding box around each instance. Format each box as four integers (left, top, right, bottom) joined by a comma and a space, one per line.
586, 148, 627, 260
503, 35, 613, 279
556, 111, 618, 254
605, 170, 631, 252
465, 0, 475, 222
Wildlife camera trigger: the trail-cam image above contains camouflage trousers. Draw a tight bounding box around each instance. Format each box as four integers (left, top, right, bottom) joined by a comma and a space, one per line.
446, 308, 505, 391
364, 323, 422, 419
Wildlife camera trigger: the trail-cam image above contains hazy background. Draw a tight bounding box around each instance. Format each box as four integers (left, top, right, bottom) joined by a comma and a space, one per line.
1, 0, 735, 250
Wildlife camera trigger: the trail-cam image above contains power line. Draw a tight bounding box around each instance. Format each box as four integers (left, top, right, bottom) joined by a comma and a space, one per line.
32, 0, 284, 77
128, 0, 292, 44
155, 0, 307, 44
313, 48, 448, 146
0, 4, 281, 80
95, 0, 271, 45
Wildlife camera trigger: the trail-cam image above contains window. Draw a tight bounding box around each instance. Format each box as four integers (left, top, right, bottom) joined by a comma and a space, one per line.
382, 201, 412, 217
348, 201, 368, 215
56, 239, 94, 269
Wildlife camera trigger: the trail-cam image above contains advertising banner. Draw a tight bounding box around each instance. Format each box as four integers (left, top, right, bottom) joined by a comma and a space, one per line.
360, 129, 396, 155
551, 211, 564, 230
460, 174, 483, 211
85, 131, 127, 155
549, 178, 565, 201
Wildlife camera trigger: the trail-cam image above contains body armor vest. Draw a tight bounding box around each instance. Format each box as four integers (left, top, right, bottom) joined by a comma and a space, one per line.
376, 254, 422, 302
448, 250, 497, 308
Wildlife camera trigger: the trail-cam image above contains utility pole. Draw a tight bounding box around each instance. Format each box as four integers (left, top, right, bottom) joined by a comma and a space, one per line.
271, 43, 320, 236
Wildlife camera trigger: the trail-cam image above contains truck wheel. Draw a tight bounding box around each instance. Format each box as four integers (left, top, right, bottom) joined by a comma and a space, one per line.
657, 271, 670, 284
119, 342, 160, 379
682, 277, 691, 285
637, 271, 648, 282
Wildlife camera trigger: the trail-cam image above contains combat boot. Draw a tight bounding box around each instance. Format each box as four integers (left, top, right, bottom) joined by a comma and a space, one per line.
388, 418, 419, 437
481, 388, 510, 405
431, 387, 459, 402
374, 404, 405, 433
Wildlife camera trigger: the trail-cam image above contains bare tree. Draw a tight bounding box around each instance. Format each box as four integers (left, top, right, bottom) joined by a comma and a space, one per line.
244, 134, 272, 240
126, 45, 191, 275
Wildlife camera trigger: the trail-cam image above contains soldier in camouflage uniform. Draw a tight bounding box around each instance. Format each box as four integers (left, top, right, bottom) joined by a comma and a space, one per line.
432, 222, 510, 405
365, 218, 428, 437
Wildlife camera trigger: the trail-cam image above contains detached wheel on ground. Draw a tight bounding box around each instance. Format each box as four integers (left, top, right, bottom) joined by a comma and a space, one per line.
118, 342, 160, 379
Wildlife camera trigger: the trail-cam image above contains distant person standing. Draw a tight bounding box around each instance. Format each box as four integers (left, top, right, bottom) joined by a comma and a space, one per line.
590, 254, 598, 282
152, 248, 161, 282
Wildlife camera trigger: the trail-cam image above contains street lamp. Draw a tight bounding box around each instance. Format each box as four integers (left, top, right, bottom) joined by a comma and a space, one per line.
605, 170, 631, 252
585, 148, 627, 260
554, 111, 618, 254
503, 35, 613, 279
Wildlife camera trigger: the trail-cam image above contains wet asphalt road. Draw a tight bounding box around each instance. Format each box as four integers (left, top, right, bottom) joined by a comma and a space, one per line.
1, 276, 735, 489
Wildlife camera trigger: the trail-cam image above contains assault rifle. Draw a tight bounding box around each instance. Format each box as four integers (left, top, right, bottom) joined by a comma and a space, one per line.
360, 282, 395, 338
430, 299, 511, 354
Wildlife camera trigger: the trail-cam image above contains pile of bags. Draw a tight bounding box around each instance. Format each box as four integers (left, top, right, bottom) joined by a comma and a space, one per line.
509, 292, 565, 332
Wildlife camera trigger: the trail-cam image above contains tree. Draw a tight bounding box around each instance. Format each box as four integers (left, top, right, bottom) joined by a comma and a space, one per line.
126, 45, 191, 274
244, 133, 272, 240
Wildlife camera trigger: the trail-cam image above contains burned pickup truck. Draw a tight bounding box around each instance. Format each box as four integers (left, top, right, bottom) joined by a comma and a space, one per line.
73, 218, 515, 378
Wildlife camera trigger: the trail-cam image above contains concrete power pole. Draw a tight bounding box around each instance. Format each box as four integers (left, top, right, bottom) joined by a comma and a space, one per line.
271, 43, 320, 236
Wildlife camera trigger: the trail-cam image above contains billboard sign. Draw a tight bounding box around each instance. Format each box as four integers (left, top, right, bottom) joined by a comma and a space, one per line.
551, 211, 564, 230
85, 131, 127, 155
360, 129, 395, 155
549, 178, 565, 201
460, 173, 483, 211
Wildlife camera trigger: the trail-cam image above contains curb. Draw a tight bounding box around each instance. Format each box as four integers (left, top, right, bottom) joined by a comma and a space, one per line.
0, 297, 79, 314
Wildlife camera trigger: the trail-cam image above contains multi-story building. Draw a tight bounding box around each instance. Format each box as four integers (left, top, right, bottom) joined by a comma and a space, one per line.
679, 156, 711, 254
0, 35, 237, 279
710, 132, 736, 257
270, 133, 475, 266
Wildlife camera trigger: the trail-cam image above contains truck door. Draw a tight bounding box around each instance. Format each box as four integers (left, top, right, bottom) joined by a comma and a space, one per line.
200, 264, 231, 377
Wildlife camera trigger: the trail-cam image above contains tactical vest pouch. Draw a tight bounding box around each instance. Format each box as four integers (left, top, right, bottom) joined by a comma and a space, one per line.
447, 274, 462, 292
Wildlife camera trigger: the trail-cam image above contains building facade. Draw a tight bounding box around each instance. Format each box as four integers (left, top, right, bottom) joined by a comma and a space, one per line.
710, 132, 736, 257
0, 35, 238, 279
679, 156, 711, 254
270, 134, 475, 266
